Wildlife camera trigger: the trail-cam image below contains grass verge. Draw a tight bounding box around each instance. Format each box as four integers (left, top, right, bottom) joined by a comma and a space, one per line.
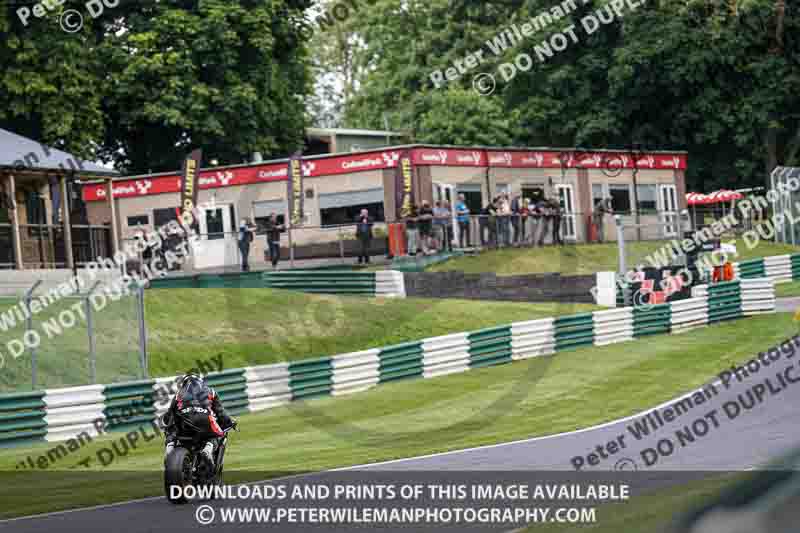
428, 239, 800, 276
0, 312, 794, 517
0, 290, 596, 392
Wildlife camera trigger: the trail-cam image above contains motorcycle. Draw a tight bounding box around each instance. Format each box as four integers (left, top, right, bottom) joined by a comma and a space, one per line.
163, 413, 238, 504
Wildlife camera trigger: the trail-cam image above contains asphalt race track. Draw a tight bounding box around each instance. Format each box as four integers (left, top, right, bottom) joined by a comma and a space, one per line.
4, 334, 800, 532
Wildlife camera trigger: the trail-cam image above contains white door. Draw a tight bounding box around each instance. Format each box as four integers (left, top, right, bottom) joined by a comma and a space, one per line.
556, 184, 577, 241
659, 185, 678, 238
193, 204, 237, 269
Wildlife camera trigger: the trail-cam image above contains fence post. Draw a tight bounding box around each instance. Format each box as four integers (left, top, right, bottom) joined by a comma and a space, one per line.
24, 280, 42, 390
615, 215, 626, 274
85, 281, 101, 384
136, 284, 148, 379
288, 226, 295, 269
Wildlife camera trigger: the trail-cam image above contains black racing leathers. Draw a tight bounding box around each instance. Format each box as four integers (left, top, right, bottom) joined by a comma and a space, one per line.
163, 386, 234, 444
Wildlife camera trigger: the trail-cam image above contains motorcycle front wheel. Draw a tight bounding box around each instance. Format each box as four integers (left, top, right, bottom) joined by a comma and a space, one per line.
164, 447, 193, 504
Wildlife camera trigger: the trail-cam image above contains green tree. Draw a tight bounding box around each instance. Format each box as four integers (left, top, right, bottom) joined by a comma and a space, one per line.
0, 4, 105, 159
98, 0, 312, 172
417, 88, 517, 146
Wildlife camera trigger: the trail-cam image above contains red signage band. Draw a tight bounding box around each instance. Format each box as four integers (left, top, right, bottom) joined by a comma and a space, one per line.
83, 148, 686, 201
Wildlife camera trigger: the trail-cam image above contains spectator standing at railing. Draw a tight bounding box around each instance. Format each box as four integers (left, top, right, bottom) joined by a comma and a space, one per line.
264, 213, 284, 268
498, 193, 512, 246
238, 218, 255, 272
519, 198, 530, 244
485, 198, 498, 247
417, 201, 434, 254
593, 198, 613, 243
551, 196, 564, 245
443, 200, 454, 252
535, 198, 549, 246
455, 194, 471, 248
405, 204, 419, 256
355, 208, 373, 265
433, 200, 448, 251
510, 194, 522, 244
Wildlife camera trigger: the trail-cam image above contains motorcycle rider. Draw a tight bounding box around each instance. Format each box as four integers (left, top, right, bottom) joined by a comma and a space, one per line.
163, 373, 236, 467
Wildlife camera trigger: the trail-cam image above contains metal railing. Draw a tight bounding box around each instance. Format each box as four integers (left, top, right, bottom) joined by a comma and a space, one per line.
0, 278, 148, 393
0, 223, 112, 269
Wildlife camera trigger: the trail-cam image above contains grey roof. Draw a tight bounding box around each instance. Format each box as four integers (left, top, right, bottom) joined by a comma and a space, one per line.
0, 127, 118, 176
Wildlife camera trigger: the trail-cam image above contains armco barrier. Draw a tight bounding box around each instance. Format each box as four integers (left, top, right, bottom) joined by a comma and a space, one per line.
43, 385, 105, 442
331, 349, 380, 396
0, 277, 778, 447
554, 313, 594, 352
103, 380, 156, 432
592, 309, 633, 346
0, 391, 46, 446
263, 271, 376, 295
669, 297, 709, 334
791, 254, 800, 280
632, 303, 671, 337
707, 281, 743, 323
288, 358, 333, 400
468, 326, 512, 368
422, 333, 470, 378
244, 364, 292, 411
736, 258, 766, 279
149, 270, 405, 297
204, 369, 249, 415
379, 342, 424, 382
510, 318, 555, 360
764, 255, 792, 284
740, 278, 776, 315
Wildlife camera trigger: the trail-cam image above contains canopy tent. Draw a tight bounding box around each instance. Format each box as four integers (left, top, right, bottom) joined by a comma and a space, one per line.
686, 190, 744, 206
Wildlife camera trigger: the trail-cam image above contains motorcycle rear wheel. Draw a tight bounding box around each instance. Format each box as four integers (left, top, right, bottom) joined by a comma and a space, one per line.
164, 447, 193, 504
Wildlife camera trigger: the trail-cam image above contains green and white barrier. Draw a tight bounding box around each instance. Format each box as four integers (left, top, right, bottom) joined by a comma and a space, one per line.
243, 364, 292, 411
0, 278, 778, 447
632, 303, 672, 337
103, 380, 156, 432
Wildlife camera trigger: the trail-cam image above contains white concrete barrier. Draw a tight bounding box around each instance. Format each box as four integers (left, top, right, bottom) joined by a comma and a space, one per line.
592, 308, 633, 346
244, 363, 292, 412
422, 332, 470, 378
670, 297, 709, 334
43, 384, 106, 442
331, 349, 380, 396
375, 271, 406, 298
511, 318, 555, 360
